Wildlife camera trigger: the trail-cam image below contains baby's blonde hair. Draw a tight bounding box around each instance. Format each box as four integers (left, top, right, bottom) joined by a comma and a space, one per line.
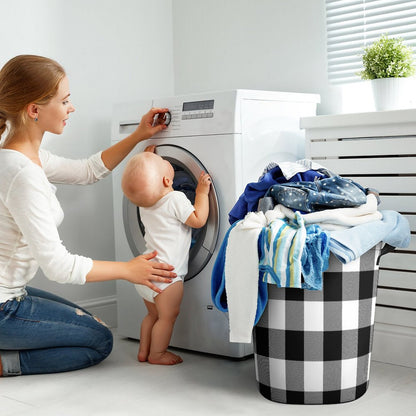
122, 152, 168, 207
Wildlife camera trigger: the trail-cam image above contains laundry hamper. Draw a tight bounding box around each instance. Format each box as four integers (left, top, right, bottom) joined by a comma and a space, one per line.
253, 245, 382, 404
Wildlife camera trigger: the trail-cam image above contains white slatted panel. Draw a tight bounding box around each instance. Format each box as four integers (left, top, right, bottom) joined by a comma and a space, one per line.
308, 130, 416, 331
346, 176, 416, 193
406, 215, 416, 231
304, 111, 416, 367
379, 269, 416, 289
311, 156, 416, 175
378, 288, 416, 308
378, 196, 416, 212
380, 252, 416, 271
326, 0, 416, 83
309, 136, 416, 157
375, 306, 415, 327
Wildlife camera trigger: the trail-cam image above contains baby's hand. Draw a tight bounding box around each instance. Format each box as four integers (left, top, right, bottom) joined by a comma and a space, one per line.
196, 172, 211, 195
144, 145, 156, 153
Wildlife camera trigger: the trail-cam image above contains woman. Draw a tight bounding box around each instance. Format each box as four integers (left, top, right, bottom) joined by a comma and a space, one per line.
0, 55, 175, 376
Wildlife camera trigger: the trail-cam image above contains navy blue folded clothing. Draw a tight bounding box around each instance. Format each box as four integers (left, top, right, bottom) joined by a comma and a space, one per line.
229, 166, 327, 224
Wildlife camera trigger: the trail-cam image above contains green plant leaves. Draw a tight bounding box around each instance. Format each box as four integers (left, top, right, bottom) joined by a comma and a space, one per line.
359, 35, 415, 80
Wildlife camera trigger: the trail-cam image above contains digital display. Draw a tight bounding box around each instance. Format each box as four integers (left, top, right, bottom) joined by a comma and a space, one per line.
182, 100, 214, 111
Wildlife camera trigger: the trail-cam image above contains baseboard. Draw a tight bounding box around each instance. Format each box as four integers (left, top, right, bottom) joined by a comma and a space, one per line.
76, 298, 415, 367
77, 295, 118, 328
372, 322, 416, 368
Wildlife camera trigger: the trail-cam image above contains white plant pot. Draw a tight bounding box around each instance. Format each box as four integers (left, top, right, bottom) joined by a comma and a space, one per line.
371, 77, 414, 111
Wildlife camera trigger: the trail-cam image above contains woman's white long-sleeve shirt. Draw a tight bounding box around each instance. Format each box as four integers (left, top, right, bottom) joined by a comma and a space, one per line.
0, 149, 111, 303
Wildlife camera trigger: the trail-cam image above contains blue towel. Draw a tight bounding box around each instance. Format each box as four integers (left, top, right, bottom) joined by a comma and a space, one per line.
328, 210, 410, 263
301, 224, 330, 290
259, 213, 330, 290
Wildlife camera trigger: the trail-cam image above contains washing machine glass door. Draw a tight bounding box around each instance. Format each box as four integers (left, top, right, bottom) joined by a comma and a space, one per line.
123, 144, 219, 281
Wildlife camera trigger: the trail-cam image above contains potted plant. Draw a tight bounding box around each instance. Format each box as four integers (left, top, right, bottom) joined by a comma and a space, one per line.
359, 35, 416, 111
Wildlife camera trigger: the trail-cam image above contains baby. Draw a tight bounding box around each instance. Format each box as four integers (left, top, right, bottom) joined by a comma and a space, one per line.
121, 146, 211, 365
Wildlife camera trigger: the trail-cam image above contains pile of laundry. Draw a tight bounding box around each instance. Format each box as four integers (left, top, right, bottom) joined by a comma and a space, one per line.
211, 159, 411, 343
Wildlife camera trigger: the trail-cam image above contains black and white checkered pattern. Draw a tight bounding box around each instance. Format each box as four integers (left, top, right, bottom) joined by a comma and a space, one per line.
253, 245, 381, 404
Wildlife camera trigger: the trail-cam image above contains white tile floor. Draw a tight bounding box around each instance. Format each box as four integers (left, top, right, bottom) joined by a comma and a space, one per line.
1, 330, 415, 416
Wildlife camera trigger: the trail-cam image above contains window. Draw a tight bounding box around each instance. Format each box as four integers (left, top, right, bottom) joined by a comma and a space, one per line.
326, 0, 416, 83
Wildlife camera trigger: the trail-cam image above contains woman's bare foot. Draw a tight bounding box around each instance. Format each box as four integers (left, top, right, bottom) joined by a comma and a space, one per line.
148, 351, 183, 365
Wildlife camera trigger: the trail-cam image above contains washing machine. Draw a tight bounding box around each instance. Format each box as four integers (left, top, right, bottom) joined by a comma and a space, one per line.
112, 89, 319, 358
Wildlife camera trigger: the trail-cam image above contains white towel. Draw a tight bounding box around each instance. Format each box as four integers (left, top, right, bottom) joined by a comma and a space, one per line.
225, 208, 284, 343
278, 159, 328, 180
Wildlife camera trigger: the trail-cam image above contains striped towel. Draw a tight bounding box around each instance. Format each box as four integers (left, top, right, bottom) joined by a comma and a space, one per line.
259, 212, 306, 288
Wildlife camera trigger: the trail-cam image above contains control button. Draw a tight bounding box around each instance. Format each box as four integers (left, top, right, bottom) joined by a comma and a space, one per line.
153, 111, 171, 127
163, 111, 172, 126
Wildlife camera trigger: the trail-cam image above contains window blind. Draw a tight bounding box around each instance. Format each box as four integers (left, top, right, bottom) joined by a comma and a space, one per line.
326, 0, 416, 83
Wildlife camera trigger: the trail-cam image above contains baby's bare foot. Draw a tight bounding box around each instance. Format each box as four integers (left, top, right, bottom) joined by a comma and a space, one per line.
137, 349, 148, 362
137, 341, 151, 362
148, 351, 183, 365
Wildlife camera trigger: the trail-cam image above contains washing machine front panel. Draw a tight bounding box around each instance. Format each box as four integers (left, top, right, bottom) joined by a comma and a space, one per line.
122, 144, 220, 281
113, 135, 250, 357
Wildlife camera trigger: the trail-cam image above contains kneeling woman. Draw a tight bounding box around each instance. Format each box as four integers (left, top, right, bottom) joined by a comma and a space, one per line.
0, 55, 175, 376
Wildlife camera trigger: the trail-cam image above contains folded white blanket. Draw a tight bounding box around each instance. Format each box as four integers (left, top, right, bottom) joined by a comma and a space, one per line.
277, 193, 381, 230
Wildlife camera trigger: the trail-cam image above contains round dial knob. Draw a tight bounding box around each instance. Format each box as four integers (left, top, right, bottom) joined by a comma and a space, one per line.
153, 111, 171, 127
162, 111, 171, 126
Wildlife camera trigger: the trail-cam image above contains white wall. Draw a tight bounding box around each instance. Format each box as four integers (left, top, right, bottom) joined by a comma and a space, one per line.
2, 0, 352, 322
172, 0, 342, 115
1, 0, 174, 315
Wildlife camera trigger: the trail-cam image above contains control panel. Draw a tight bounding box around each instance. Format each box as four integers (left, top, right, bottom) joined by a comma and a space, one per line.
152, 91, 237, 138
113, 89, 320, 140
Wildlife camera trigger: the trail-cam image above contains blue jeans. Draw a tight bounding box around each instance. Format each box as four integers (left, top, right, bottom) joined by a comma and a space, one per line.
0, 287, 113, 376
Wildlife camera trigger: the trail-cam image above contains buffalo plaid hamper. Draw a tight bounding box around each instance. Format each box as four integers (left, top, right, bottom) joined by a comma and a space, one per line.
253, 244, 381, 404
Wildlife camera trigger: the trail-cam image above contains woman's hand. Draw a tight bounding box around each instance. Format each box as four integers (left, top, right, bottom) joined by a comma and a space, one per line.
125, 251, 176, 293
100, 108, 169, 171
134, 107, 169, 142
87, 251, 175, 292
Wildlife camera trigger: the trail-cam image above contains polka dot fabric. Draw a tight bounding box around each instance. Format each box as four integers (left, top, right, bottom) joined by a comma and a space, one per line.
269, 176, 367, 213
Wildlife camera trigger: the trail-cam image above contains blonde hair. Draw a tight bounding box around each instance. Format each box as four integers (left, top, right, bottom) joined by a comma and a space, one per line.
122, 152, 169, 207
0, 55, 66, 145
